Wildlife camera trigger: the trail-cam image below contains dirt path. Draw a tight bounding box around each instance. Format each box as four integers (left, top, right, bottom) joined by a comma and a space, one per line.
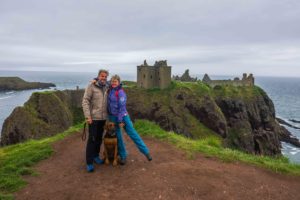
15, 132, 300, 200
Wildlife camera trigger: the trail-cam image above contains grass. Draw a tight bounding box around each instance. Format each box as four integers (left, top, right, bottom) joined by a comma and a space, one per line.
135, 119, 300, 176
0, 123, 84, 199
211, 84, 265, 100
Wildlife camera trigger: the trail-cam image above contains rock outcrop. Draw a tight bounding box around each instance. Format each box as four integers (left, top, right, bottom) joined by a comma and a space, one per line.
172, 69, 197, 82
0, 90, 84, 146
0, 77, 55, 91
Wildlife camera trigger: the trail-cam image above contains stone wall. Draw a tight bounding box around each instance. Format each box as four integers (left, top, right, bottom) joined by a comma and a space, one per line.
137, 60, 171, 89
202, 73, 255, 87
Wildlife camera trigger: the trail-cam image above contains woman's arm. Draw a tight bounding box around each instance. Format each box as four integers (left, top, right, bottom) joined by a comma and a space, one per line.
117, 89, 127, 123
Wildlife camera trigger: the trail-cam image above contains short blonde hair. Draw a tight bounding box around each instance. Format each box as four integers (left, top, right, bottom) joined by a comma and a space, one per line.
111, 74, 121, 83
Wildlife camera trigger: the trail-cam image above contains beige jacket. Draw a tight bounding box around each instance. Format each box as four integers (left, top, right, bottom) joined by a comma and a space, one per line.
82, 82, 108, 120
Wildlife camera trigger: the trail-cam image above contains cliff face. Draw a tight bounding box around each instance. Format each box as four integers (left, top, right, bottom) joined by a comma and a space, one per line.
125, 82, 299, 156
0, 77, 55, 91
0, 90, 84, 146
1, 82, 299, 157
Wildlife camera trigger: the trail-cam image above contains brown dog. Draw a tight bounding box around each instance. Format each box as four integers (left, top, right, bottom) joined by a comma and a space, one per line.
103, 121, 118, 166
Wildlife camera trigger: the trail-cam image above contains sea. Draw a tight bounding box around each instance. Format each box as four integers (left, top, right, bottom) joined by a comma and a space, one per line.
0, 70, 300, 163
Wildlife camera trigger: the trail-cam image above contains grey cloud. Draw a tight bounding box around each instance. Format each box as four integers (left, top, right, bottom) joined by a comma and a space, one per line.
0, 0, 300, 76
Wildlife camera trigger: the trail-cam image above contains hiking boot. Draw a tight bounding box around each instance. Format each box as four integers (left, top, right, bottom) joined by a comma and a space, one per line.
86, 164, 94, 172
94, 157, 104, 165
146, 154, 152, 161
119, 158, 127, 165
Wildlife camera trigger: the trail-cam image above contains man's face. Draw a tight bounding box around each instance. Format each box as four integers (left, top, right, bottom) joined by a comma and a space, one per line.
98, 72, 108, 84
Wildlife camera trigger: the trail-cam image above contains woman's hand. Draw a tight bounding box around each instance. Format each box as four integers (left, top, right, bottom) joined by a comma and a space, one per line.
90, 79, 97, 84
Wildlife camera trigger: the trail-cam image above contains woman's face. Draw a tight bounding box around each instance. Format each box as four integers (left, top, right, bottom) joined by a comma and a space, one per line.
111, 79, 120, 88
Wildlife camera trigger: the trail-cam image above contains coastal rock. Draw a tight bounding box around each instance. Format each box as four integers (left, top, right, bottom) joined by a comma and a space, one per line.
0, 90, 84, 146
184, 95, 227, 137
0, 77, 55, 91
215, 89, 283, 155
277, 124, 300, 147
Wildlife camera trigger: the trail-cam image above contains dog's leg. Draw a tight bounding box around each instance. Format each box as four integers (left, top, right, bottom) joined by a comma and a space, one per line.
113, 143, 118, 166
104, 145, 110, 165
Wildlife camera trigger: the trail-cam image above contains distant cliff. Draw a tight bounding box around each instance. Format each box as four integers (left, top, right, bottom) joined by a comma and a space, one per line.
0, 77, 56, 91
0, 90, 84, 146
1, 81, 299, 157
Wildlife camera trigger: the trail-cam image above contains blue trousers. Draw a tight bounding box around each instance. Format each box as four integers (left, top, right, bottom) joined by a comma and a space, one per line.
108, 115, 149, 159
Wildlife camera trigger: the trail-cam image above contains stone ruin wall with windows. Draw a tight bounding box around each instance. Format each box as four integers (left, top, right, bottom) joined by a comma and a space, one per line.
137, 60, 172, 89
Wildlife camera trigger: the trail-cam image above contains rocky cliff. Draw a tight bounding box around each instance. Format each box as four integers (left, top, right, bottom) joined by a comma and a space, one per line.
125, 82, 300, 156
0, 90, 84, 146
0, 77, 55, 91
1, 81, 299, 157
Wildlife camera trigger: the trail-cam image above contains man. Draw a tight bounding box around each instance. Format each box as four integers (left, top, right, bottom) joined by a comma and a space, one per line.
82, 69, 109, 172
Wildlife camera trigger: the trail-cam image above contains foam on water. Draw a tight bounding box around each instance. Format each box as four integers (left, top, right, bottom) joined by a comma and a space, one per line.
0, 96, 13, 100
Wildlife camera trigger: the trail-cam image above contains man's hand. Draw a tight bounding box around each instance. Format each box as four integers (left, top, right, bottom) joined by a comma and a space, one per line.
86, 117, 93, 124
119, 122, 125, 128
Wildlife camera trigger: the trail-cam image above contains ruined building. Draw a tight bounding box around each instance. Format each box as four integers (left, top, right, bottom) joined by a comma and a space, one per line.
137, 60, 172, 89
202, 73, 255, 87
173, 69, 198, 82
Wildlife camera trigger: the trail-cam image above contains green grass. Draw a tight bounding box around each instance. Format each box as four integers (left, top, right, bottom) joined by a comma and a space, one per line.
135, 119, 300, 176
0, 123, 83, 199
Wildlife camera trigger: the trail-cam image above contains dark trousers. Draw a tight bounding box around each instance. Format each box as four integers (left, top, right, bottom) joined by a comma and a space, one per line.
86, 120, 106, 164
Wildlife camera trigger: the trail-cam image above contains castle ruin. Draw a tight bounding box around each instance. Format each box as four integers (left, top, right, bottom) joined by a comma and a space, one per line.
202, 73, 255, 87
137, 60, 172, 89
172, 69, 197, 82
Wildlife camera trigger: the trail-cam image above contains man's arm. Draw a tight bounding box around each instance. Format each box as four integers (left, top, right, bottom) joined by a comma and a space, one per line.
82, 84, 93, 124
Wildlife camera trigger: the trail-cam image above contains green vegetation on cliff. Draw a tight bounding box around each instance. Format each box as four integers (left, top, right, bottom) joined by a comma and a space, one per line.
0, 77, 55, 91
0, 90, 84, 146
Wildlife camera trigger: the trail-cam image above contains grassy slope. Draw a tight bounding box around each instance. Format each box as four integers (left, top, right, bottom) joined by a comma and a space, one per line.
124, 81, 220, 139
0, 124, 83, 199
124, 80, 264, 139
135, 120, 300, 176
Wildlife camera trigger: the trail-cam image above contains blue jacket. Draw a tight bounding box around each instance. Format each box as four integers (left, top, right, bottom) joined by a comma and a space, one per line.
108, 84, 128, 122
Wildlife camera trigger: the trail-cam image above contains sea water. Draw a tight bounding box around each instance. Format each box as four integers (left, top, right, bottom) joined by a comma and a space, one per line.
0, 71, 299, 163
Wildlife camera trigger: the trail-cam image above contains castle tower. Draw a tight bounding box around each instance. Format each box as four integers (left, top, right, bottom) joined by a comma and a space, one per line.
137, 60, 171, 89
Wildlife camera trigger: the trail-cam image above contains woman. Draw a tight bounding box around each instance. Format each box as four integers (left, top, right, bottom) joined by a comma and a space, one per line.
107, 75, 152, 165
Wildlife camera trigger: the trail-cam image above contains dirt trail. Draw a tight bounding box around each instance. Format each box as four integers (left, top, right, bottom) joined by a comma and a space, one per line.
15, 132, 300, 200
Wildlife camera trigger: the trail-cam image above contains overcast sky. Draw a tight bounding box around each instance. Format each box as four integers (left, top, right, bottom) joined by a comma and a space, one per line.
0, 0, 300, 77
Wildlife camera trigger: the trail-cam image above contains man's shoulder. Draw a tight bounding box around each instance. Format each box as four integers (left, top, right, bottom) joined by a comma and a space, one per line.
86, 82, 94, 88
